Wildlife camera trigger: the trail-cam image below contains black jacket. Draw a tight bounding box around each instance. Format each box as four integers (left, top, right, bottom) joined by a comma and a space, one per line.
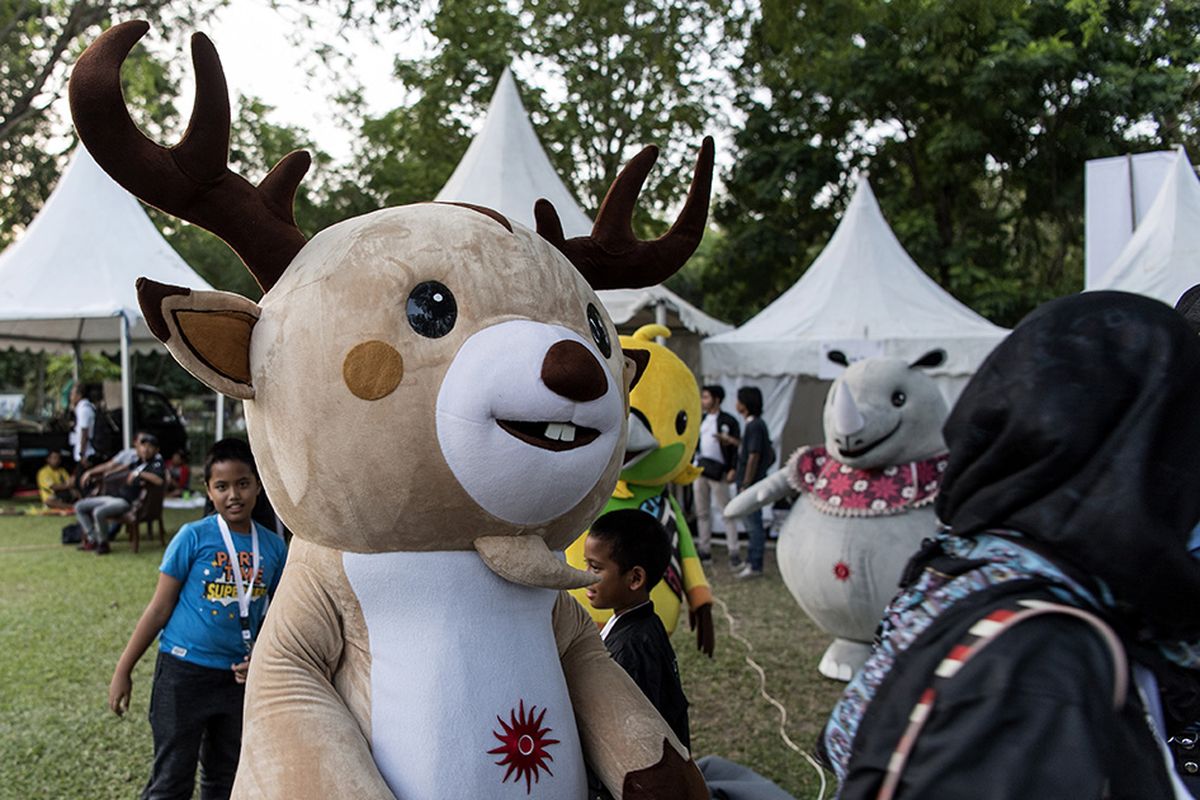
832, 292, 1200, 800
604, 602, 690, 750
836, 582, 1178, 799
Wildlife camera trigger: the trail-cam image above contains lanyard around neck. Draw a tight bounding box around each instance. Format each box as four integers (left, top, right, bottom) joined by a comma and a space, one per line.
216, 514, 259, 650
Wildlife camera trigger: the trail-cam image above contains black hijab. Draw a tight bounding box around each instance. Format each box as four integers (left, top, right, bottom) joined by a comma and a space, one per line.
936, 291, 1200, 639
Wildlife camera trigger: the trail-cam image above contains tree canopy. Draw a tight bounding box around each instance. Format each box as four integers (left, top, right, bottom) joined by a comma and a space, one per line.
336, 0, 725, 235
701, 0, 1200, 326
2, 0, 1200, 407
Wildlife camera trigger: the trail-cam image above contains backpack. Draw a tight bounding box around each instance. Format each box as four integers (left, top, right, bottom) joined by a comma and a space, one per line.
61, 523, 82, 544
875, 598, 1127, 800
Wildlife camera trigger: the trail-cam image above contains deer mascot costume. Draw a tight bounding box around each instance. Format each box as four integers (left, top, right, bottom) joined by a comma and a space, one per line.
70, 22, 712, 799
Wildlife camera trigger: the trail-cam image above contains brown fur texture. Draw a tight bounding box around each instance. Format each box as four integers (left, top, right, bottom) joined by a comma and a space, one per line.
234, 538, 386, 796
622, 740, 709, 800
475, 535, 599, 590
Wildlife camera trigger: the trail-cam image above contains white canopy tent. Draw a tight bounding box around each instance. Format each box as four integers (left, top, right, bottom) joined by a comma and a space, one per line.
0, 147, 218, 449
702, 176, 1009, 456
1087, 148, 1200, 306
1084, 149, 1180, 288
436, 67, 593, 238
434, 66, 731, 369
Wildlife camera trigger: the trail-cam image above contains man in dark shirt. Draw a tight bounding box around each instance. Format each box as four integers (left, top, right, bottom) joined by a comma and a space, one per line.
583, 509, 690, 750
74, 433, 165, 554
733, 386, 774, 579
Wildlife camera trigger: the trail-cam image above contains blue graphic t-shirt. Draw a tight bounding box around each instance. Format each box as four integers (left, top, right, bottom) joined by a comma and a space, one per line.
158, 514, 288, 670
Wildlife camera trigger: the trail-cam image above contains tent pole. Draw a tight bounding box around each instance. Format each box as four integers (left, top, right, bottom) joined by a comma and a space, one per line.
655, 300, 668, 345
215, 392, 225, 441
120, 313, 132, 450
34, 354, 45, 416
1127, 152, 1138, 231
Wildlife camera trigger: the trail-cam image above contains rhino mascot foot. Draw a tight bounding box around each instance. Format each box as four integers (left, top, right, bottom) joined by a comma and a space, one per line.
818, 638, 872, 681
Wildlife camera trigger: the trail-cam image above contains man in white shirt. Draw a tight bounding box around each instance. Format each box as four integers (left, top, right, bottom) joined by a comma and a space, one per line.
692, 385, 741, 566
69, 383, 97, 467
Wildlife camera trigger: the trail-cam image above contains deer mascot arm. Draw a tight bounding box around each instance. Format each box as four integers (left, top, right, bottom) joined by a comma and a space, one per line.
71, 21, 712, 800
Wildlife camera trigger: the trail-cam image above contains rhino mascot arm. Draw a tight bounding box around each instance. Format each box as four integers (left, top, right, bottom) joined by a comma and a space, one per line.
724, 468, 796, 519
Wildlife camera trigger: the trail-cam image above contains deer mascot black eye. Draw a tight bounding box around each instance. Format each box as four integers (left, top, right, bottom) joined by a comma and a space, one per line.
586, 303, 611, 358
407, 281, 457, 338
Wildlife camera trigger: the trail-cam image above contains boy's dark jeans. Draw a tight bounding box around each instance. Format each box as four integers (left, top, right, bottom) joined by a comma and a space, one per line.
142, 652, 245, 800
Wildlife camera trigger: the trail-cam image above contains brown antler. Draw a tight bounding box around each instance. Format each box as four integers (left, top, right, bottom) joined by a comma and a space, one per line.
69, 20, 309, 293
536, 136, 714, 290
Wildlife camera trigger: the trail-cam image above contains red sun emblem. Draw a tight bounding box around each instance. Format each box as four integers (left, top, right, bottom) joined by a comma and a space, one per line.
488, 700, 559, 793
833, 561, 852, 582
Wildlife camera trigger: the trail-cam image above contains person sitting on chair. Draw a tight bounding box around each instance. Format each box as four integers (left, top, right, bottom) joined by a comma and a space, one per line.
79, 432, 148, 495
75, 433, 165, 555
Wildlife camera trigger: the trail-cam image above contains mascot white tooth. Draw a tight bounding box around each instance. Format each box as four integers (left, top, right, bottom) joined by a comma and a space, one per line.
71, 21, 715, 799
726, 351, 949, 681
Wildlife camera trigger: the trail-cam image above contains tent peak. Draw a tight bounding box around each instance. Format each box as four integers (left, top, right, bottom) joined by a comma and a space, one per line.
0, 145, 213, 351
1091, 146, 1200, 305
434, 60, 592, 237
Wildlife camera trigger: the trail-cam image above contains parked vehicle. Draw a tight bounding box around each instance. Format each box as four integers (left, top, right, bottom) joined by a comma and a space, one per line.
0, 384, 188, 498
0, 419, 69, 498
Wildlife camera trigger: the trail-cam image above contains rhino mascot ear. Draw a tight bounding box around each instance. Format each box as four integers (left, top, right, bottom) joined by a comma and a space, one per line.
826, 350, 850, 367
910, 349, 946, 370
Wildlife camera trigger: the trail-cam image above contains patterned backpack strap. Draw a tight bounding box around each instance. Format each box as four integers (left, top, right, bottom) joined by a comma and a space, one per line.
877, 598, 1128, 800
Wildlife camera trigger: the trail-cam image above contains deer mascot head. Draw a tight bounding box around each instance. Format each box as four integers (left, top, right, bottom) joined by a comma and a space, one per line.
72, 21, 712, 799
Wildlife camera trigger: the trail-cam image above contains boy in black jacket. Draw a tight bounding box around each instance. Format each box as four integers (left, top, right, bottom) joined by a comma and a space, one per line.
584, 509, 690, 750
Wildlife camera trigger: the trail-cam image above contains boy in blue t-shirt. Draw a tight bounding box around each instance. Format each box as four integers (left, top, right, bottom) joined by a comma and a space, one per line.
109, 438, 287, 799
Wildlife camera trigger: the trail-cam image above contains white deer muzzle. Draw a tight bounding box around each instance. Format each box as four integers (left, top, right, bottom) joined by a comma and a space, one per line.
833, 381, 866, 436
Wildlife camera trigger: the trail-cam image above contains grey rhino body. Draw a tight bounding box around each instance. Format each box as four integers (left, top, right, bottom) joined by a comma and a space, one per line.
776, 499, 937, 679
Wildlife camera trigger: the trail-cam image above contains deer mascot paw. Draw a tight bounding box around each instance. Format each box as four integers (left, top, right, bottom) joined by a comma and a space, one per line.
71, 21, 712, 799
726, 352, 949, 681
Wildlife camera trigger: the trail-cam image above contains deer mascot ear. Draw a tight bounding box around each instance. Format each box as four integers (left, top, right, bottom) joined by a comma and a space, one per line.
138, 278, 260, 400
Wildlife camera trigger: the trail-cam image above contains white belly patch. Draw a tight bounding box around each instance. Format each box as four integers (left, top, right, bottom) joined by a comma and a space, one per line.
342, 550, 586, 800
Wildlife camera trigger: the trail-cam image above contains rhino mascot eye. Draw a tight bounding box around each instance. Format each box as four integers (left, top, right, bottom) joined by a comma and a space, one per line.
891, 391, 907, 408
675, 410, 688, 435
407, 281, 457, 338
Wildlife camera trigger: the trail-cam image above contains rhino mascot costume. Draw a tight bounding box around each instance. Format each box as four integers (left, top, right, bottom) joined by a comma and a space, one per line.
727, 352, 949, 680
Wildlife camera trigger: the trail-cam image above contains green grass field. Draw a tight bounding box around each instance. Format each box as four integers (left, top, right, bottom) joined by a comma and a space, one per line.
0, 499, 842, 799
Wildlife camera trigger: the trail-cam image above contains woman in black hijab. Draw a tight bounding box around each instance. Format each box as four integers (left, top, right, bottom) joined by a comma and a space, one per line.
822, 291, 1200, 799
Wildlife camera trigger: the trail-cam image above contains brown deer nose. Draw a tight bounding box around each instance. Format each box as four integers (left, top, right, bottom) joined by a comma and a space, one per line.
541, 340, 608, 402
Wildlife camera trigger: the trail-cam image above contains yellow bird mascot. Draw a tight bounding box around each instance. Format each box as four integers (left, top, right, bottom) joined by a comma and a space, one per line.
567, 325, 715, 656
